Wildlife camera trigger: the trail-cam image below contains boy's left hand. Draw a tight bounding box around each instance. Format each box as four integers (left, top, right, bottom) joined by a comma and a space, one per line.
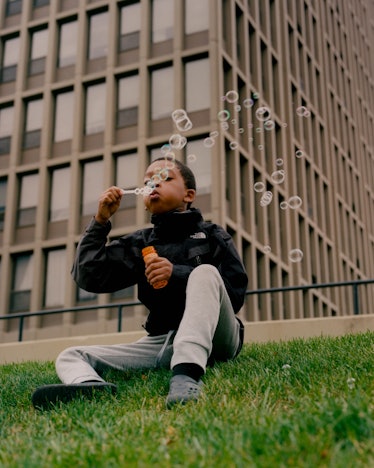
144, 256, 173, 287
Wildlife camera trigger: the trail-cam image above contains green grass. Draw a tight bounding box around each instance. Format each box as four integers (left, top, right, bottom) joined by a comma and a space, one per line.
1, 332, 374, 467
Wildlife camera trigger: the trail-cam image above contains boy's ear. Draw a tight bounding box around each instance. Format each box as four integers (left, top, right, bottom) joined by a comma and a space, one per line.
184, 188, 196, 204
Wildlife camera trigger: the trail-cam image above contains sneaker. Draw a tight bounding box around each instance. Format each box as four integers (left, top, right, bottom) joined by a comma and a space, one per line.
166, 374, 203, 408
31, 382, 117, 410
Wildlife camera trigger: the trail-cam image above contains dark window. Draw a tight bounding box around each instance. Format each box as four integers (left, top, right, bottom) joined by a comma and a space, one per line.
23, 129, 41, 149
119, 31, 140, 51
6, 0, 22, 16
117, 106, 138, 127
0, 137, 11, 154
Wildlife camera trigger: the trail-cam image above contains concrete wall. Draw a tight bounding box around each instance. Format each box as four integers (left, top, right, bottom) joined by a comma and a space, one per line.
1, 315, 374, 365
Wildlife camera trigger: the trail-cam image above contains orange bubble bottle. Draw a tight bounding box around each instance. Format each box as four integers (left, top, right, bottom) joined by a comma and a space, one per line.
142, 246, 168, 289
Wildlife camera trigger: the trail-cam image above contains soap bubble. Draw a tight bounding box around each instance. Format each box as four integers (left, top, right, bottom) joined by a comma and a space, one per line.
253, 182, 265, 192
203, 137, 216, 148
225, 90, 239, 103
263, 245, 271, 253
275, 158, 284, 166
271, 170, 285, 184
169, 134, 187, 149
264, 120, 275, 131
209, 130, 219, 138
288, 249, 304, 262
296, 106, 310, 117
171, 109, 193, 132
252, 92, 260, 100
187, 154, 197, 163
243, 98, 254, 108
280, 201, 289, 210
238, 128, 245, 133
295, 150, 304, 158
220, 122, 229, 130
260, 191, 273, 206
258, 145, 264, 150
255, 106, 271, 121
229, 141, 239, 150
347, 377, 356, 390
235, 105, 241, 112
217, 110, 230, 121
288, 195, 302, 209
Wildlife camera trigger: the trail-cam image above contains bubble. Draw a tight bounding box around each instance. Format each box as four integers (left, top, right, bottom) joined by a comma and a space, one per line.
220, 122, 229, 130
296, 106, 310, 117
263, 245, 271, 253
243, 98, 254, 108
231, 119, 237, 124
253, 182, 265, 192
347, 377, 356, 390
280, 201, 289, 210
187, 154, 197, 163
255, 106, 271, 121
282, 122, 288, 127
255, 127, 263, 133
225, 90, 239, 103
229, 141, 239, 150
258, 145, 264, 150
217, 110, 230, 121
247, 123, 253, 129
295, 150, 304, 158
169, 134, 187, 149
264, 120, 275, 131
160, 144, 171, 155
252, 92, 260, 100
134, 188, 141, 195
288, 249, 304, 262
275, 158, 284, 166
238, 128, 244, 133
209, 130, 219, 138
203, 137, 215, 148
271, 170, 285, 184
288, 195, 302, 209
158, 168, 169, 180
260, 190, 273, 206
235, 105, 241, 112
143, 186, 154, 195
171, 109, 193, 132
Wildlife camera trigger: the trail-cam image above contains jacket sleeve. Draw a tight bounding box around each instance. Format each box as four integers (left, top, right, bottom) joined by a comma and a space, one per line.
213, 226, 248, 313
71, 218, 142, 293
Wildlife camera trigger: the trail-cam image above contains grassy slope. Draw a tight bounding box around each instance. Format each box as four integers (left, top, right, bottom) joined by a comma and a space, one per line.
1, 332, 374, 467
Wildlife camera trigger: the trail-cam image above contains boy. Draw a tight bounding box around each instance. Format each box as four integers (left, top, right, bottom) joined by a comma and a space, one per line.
32, 157, 248, 409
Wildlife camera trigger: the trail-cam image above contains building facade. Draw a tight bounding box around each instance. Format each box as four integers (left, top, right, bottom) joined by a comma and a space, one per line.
0, 0, 373, 342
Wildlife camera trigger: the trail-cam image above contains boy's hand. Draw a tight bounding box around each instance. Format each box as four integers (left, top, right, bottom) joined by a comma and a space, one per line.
95, 186, 123, 225
144, 256, 173, 287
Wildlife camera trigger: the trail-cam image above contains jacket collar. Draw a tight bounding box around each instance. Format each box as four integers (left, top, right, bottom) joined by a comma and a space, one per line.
150, 208, 203, 239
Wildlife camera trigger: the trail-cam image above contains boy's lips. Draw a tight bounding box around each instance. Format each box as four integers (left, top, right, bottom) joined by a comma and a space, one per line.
149, 191, 159, 199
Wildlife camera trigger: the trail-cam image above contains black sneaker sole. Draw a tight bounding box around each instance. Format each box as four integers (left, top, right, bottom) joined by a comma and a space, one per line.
31, 382, 117, 410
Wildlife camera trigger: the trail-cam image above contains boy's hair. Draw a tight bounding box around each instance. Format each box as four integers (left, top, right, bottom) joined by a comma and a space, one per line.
154, 156, 196, 191
154, 156, 196, 209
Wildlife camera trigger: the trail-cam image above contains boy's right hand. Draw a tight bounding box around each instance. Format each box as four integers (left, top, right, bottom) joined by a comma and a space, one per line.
95, 186, 123, 225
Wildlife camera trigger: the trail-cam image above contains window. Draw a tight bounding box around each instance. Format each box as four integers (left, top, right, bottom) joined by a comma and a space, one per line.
186, 139, 211, 194
1, 36, 20, 82
44, 249, 66, 307
81, 160, 103, 216
185, 0, 209, 34
119, 2, 141, 51
0, 178, 6, 231
57, 20, 78, 68
29, 28, 48, 75
85, 82, 106, 134
18, 173, 39, 227
54, 90, 74, 142
33, 0, 49, 7
5, 0, 22, 16
117, 75, 139, 127
151, 66, 174, 119
152, 0, 174, 43
116, 153, 138, 208
10, 253, 34, 313
0, 105, 14, 154
88, 11, 108, 60
185, 58, 210, 112
23, 98, 43, 148
49, 166, 71, 221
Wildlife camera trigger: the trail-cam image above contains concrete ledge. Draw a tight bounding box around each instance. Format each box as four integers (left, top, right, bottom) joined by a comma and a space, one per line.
1, 315, 374, 365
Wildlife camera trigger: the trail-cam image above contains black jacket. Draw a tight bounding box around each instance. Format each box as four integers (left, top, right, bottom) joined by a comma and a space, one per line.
72, 208, 248, 335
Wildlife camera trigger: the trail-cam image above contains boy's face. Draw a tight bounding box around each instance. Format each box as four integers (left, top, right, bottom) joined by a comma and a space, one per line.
143, 160, 195, 214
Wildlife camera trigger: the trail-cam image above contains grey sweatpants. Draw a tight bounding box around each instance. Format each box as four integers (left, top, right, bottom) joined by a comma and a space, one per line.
56, 264, 241, 384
